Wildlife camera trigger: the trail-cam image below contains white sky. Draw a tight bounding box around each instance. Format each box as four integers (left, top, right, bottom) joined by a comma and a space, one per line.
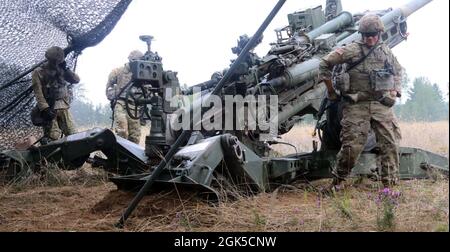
77, 0, 449, 105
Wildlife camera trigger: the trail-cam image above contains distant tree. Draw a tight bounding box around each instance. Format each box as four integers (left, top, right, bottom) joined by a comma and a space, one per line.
444, 82, 449, 102
400, 67, 410, 92
69, 84, 111, 128
395, 77, 449, 121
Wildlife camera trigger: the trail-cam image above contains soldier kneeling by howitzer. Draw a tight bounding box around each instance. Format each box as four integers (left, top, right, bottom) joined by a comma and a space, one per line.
31, 46, 80, 145
106, 50, 144, 144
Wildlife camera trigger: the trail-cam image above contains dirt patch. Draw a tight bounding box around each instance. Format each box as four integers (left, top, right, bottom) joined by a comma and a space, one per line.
91, 189, 203, 217
0, 178, 448, 231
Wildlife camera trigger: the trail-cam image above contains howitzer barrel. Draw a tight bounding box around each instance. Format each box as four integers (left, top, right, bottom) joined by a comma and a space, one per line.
400, 0, 433, 17
335, 30, 353, 42
266, 58, 326, 126
307, 11, 353, 40
277, 83, 327, 125
266, 11, 355, 93
296, 11, 353, 44
339, 0, 432, 46
267, 58, 320, 90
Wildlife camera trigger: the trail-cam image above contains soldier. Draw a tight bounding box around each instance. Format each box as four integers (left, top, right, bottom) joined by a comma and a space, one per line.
106, 50, 144, 144
319, 14, 403, 190
31, 46, 80, 144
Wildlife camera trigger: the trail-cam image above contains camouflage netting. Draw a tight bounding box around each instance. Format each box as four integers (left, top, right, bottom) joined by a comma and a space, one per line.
0, 0, 132, 150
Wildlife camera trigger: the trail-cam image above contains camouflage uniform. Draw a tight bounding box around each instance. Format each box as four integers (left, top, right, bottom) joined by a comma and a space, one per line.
319, 16, 403, 186
31, 46, 80, 141
106, 51, 143, 144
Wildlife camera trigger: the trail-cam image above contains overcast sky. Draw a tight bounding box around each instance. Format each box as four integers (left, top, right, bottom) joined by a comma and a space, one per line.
76, 0, 449, 105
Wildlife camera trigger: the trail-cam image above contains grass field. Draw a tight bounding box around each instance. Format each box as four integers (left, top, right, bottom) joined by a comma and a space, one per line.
0, 121, 448, 232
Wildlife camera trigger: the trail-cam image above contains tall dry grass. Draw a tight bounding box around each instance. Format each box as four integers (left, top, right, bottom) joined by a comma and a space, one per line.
0, 121, 447, 231
398, 121, 449, 156
272, 121, 449, 157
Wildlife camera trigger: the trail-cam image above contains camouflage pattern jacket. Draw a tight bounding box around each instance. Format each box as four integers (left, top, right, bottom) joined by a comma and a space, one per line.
319, 41, 402, 101
31, 63, 80, 111
106, 63, 133, 105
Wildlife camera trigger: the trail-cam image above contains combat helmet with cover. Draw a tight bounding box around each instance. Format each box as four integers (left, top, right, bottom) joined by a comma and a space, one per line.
358, 14, 385, 33
128, 50, 144, 61
45, 46, 65, 64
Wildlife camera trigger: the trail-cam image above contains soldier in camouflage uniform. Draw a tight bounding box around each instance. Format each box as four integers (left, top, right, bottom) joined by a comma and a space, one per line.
319, 14, 403, 189
106, 50, 143, 144
32, 46, 80, 143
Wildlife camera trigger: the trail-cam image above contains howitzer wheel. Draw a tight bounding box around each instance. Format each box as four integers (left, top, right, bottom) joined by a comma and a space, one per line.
0, 156, 30, 182
125, 84, 150, 120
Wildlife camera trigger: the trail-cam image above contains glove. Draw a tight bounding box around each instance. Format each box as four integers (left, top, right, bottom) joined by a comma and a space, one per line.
391, 90, 401, 98
106, 84, 119, 101
327, 90, 339, 101
59, 61, 68, 70
106, 87, 115, 101
378, 93, 396, 107
41, 107, 57, 121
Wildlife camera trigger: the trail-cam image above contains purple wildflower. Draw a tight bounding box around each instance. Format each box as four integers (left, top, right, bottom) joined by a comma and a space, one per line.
375, 188, 402, 207
375, 197, 381, 205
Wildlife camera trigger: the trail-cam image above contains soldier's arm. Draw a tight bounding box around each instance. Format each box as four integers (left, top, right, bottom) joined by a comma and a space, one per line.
106, 69, 119, 101
320, 50, 343, 80
31, 70, 49, 111
319, 45, 356, 97
391, 52, 403, 97
385, 46, 403, 97
64, 69, 80, 84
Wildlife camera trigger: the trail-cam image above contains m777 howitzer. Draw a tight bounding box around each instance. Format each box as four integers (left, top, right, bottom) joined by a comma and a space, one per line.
0, 0, 447, 200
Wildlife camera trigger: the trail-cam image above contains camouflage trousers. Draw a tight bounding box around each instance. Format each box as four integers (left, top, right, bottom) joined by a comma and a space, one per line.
43, 109, 76, 141
334, 101, 402, 185
113, 102, 141, 144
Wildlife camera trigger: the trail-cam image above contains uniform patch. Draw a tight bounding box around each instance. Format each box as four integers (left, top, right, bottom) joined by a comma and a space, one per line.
335, 47, 345, 55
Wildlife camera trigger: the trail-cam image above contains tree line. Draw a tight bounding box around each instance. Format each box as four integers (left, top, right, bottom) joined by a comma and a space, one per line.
394, 77, 448, 122
69, 84, 112, 128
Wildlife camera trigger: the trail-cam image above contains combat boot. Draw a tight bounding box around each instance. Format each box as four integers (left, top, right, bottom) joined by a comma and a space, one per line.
381, 177, 398, 189
320, 177, 345, 196
353, 176, 377, 190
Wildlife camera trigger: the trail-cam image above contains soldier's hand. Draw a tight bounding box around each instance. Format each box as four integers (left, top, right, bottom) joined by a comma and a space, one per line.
391, 90, 401, 98
41, 107, 57, 121
323, 79, 339, 101
106, 87, 116, 101
327, 90, 339, 101
59, 61, 68, 70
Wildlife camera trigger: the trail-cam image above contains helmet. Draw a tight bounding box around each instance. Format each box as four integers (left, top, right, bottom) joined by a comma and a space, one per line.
358, 14, 385, 33
128, 50, 144, 61
211, 71, 223, 81
45, 46, 65, 63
